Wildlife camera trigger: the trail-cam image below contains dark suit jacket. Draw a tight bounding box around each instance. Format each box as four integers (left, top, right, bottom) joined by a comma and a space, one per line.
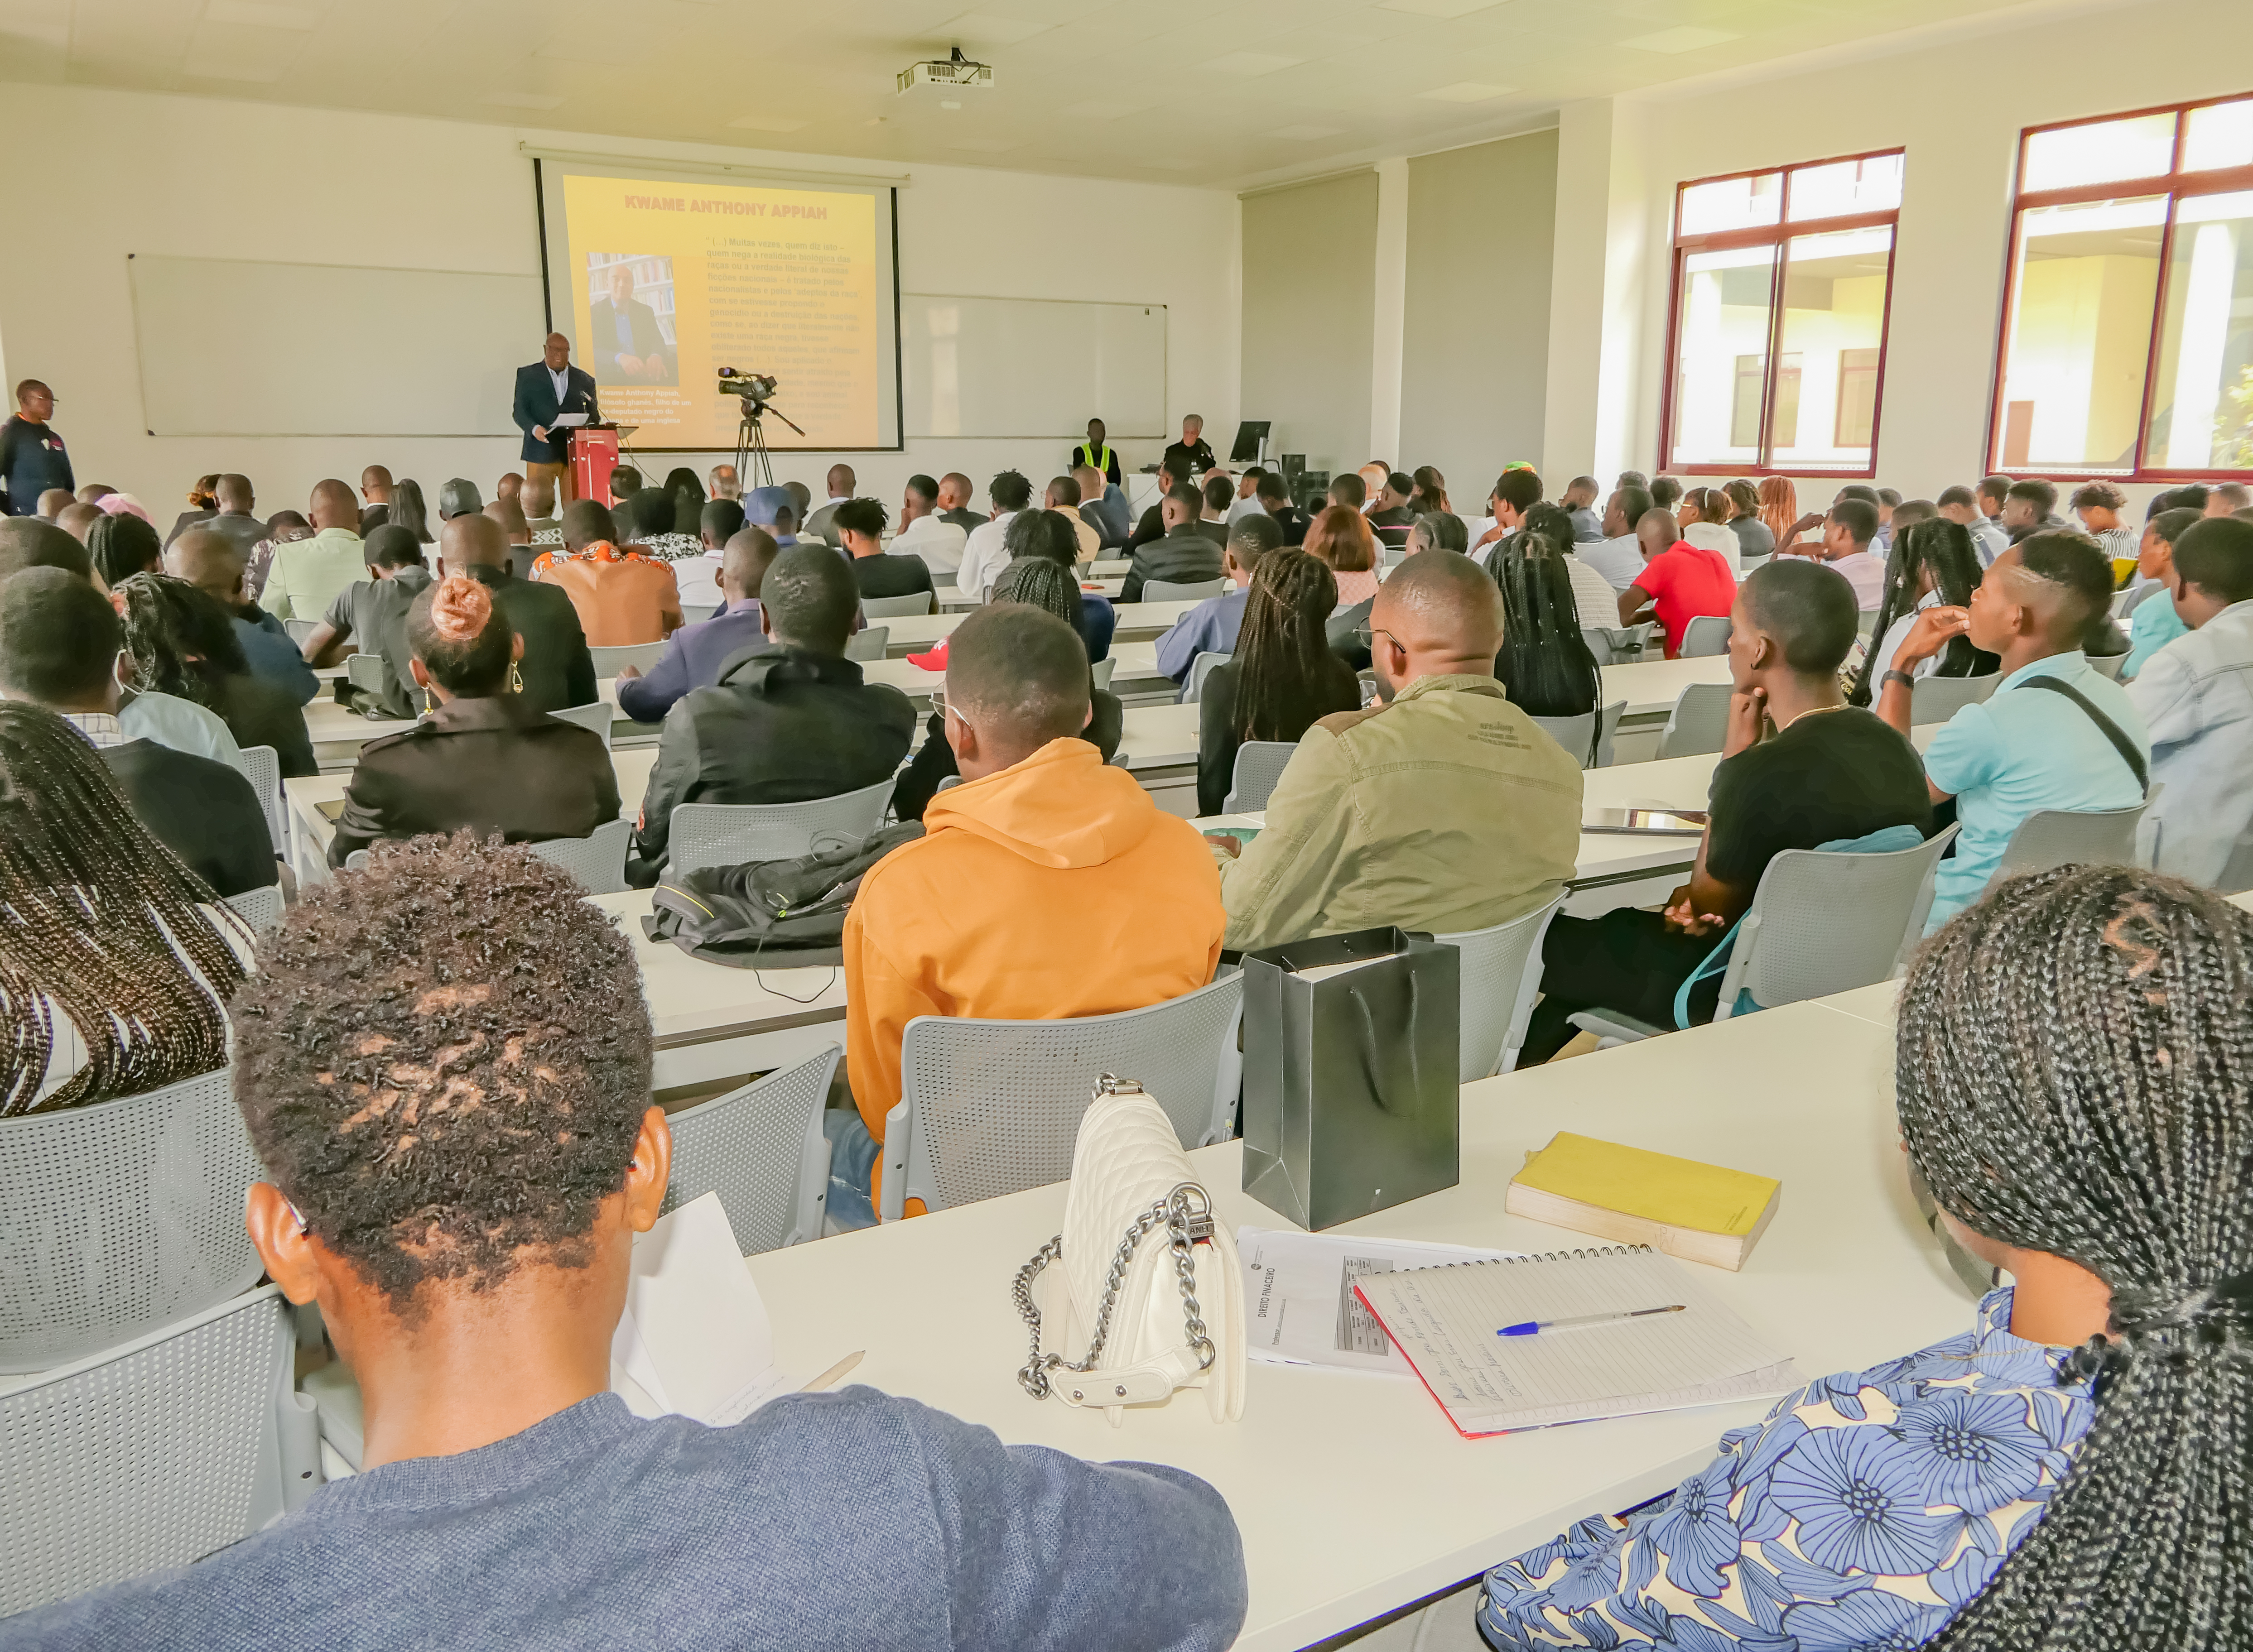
512, 362, 602, 465
1120, 525, 1227, 603
101, 740, 276, 898
329, 694, 621, 866
587, 299, 673, 384
467, 564, 597, 714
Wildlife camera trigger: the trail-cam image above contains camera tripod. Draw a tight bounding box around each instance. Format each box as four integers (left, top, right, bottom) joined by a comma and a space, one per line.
733, 399, 805, 490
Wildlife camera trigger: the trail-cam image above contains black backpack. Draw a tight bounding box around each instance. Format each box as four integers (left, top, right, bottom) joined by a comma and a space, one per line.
642, 822, 924, 968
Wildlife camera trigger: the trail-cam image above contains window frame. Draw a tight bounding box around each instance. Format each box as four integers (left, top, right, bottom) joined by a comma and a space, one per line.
1988, 92, 2253, 483
1657, 147, 1905, 480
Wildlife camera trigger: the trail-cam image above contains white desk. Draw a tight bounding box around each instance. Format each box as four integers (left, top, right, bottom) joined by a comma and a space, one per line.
881, 601, 1198, 657
865, 639, 1170, 704
743, 991, 1968, 1652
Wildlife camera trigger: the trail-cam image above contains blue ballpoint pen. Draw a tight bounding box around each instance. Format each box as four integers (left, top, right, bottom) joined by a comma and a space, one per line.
1499, 1304, 1685, 1337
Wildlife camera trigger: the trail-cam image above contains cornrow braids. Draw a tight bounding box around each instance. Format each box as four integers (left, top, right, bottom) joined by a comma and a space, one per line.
1849, 519, 1995, 705
1897, 867, 2253, 1652
990, 557, 1083, 632
1492, 531, 1601, 734
1232, 548, 1339, 744
0, 703, 247, 1116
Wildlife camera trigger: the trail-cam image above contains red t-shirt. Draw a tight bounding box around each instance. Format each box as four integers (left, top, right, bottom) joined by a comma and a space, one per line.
1632, 541, 1737, 658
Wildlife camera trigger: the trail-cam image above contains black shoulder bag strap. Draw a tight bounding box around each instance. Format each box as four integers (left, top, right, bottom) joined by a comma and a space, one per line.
2016, 674, 2150, 792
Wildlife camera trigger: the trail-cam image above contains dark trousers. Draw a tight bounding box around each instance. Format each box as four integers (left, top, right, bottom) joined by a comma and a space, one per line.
1520, 908, 1726, 1064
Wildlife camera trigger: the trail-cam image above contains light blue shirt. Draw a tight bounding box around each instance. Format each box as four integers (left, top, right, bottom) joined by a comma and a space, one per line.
2123, 590, 2188, 677
117, 689, 241, 765
1155, 586, 1249, 682
1921, 650, 2149, 930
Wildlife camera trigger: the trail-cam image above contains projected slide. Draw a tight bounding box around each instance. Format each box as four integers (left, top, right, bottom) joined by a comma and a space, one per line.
540, 168, 900, 450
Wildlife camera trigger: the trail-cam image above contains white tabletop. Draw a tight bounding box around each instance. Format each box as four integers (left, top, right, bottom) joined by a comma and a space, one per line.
881, 601, 1198, 655
865, 639, 1168, 701
744, 989, 1966, 1652
1599, 655, 1734, 718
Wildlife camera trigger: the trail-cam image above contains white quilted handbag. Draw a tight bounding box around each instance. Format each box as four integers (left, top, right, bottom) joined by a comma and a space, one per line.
1013, 1076, 1247, 1426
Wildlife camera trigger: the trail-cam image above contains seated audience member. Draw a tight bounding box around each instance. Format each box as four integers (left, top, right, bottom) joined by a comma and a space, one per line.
1521, 560, 1930, 1060
386, 479, 434, 547
5, 831, 1248, 1644
166, 475, 220, 547
1674, 486, 1742, 573
1257, 470, 1305, 547
75, 483, 116, 506
0, 515, 96, 584
530, 499, 682, 647
1778, 495, 1885, 606
1214, 552, 1582, 952
891, 472, 968, 575
1045, 474, 1101, 562
497, 469, 525, 504
1485, 868, 2246, 1652
803, 463, 855, 547
246, 508, 309, 594
1579, 485, 1653, 591
88, 510, 162, 588
958, 469, 1033, 603
116, 572, 316, 777
301, 524, 435, 720
1874, 533, 2149, 931
741, 485, 800, 551
166, 528, 319, 706
1355, 461, 1390, 509
1327, 470, 1367, 515
1126, 463, 1189, 557
2208, 480, 2251, 516
1025, 509, 1114, 662
936, 471, 984, 537
892, 558, 1125, 820
521, 474, 562, 547
35, 487, 72, 520
1754, 473, 1805, 553
1074, 463, 1132, 551
54, 500, 102, 543
2073, 479, 2137, 566
630, 546, 915, 884
263, 479, 370, 623
837, 497, 934, 603
1197, 549, 1361, 816
1472, 468, 1542, 562
435, 513, 596, 716
1197, 475, 1233, 545
670, 499, 747, 615
481, 495, 533, 573
1228, 466, 1271, 526
1157, 513, 1281, 682
1873, 485, 1902, 550
1492, 528, 1602, 737
616, 486, 702, 566
662, 467, 708, 539
199, 473, 268, 563
1121, 483, 1227, 603
437, 477, 483, 529
329, 577, 618, 866
1850, 518, 1996, 700
1619, 508, 1736, 658
1940, 481, 2008, 567
2003, 475, 2068, 543
1520, 501, 1618, 644
1367, 471, 1416, 550
2122, 507, 2203, 675
1559, 475, 1603, 543
357, 465, 393, 533
841, 605, 1225, 1224
1303, 504, 1378, 610
2128, 517, 2253, 885
1719, 479, 1773, 562
616, 529, 779, 725
0, 573, 275, 902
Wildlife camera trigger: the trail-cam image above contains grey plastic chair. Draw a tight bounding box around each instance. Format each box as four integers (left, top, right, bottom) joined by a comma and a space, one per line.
590, 641, 666, 677
1993, 795, 2152, 884
549, 701, 613, 750
665, 1046, 840, 1255
861, 591, 934, 618
1654, 682, 1734, 759
1570, 826, 1960, 1045
1529, 699, 1627, 770
282, 618, 319, 647
343, 652, 389, 698
1580, 623, 1655, 666
878, 973, 1246, 1220
1223, 740, 1297, 811
1146, 578, 1227, 603
221, 882, 285, 932
1908, 671, 2001, 725
525, 818, 633, 894
1092, 657, 1117, 690
1856, 609, 1882, 639
1180, 650, 1230, 705
843, 624, 890, 662
0, 1286, 313, 1618
230, 744, 286, 856
0, 1065, 264, 1373
1679, 615, 1732, 658
1437, 893, 1565, 1081
667, 778, 895, 877
2087, 652, 2128, 681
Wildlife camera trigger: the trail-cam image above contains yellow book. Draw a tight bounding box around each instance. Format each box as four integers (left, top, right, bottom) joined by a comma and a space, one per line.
1504, 1133, 1780, 1271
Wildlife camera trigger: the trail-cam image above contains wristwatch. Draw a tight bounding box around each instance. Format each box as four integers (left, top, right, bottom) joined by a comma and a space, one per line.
1882, 669, 1916, 690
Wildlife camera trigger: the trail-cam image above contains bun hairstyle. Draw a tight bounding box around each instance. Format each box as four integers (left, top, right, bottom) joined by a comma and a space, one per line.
187, 474, 220, 509
407, 575, 512, 697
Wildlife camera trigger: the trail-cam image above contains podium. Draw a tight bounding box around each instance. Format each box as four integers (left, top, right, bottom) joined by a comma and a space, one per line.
564, 426, 621, 506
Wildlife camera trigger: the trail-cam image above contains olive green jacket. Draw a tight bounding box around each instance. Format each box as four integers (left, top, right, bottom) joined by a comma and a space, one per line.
1217, 673, 1583, 953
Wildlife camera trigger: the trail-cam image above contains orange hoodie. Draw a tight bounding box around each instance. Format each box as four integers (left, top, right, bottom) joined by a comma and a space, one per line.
842, 737, 1226, 1214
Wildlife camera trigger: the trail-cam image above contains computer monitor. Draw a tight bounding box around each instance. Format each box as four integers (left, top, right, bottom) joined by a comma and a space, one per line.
1229, 420, 1271, 464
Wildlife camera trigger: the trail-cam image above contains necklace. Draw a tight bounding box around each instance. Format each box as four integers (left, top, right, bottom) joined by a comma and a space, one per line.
1778, 700, 1853, 731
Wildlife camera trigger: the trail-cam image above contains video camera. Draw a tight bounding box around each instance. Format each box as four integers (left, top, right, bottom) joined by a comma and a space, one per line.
717, 369, 779, 412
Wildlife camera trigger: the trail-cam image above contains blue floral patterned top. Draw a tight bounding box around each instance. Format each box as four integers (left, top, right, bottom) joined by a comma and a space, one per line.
1478, 1289, 2096, 1651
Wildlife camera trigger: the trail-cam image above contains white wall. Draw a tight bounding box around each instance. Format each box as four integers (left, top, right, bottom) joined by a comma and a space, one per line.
0, 83, 1240, 519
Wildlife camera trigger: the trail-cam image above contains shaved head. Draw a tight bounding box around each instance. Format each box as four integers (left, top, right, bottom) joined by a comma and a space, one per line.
441, 511, 507, 572
1370, 550, 1503, 662
55, 502, 102, 543
482, 498, 530, 543
215, 473, 254, 513
561, 499, 615, 552
945, 603, 1091, 770
722, 527, 780, 600
164, 528, 248, 605
309, 479, 359, 531
521, 473, 555, 519
938, 472, 974, 510
1636, 509, 1680, 559
0, 517, 94, 582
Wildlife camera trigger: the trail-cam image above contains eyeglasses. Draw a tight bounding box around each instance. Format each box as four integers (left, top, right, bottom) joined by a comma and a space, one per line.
931, 689, 976, 731
1353, 623, 1402, 653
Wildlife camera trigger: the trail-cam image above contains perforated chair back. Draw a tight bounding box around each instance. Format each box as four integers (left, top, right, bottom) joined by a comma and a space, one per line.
221, 883, 285, 932
589, 641, 666, 676
664, 1046, 840, 1254
843, 624, 890, 662
1528, 699, 1626, 769
880, 974, 1245, 1220
1909, 671, 2001, 725
526, 818, 633, 894
1993, 798, 2150, 884
1092, 657, 1117, 690
1655, 682, 1734, 759
0, 1287, 296, 1618
230, 744, 285, 855
343, 652, 388, 697
282, 619, 318, 647
668, 778, 895, 876
549, 701, 612, 750
1180, 650, 1230, 704
0, 1066, 262, 1373
1146, 578, 1227, 603
860, 591, 933, 618
1679, 615, 1732, 658
1223, 741, 1297, 811
1436, 893, 1565, 1080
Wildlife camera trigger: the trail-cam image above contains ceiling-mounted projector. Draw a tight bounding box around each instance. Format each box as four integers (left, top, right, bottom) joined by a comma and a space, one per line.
898, 46, 995, 94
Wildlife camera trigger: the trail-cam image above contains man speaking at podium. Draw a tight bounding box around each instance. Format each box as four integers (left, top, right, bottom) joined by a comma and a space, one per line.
513, 333, 601, 506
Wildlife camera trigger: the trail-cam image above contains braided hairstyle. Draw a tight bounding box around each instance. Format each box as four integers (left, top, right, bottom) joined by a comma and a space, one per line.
1231, 548, 1347, 744
0, 703, 247, 1115
115, 572, 251, 710
1849, 519, 1995, 704
407, 575, 513, 698
1898, 868, 2253, 1651
991, 556, 1085, 634
87, 511, 160, 587
1492, 530, 1601, 731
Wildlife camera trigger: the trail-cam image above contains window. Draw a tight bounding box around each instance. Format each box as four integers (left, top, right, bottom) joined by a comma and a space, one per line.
1662, 151, 1902, 477
1993, 95, 2253, 479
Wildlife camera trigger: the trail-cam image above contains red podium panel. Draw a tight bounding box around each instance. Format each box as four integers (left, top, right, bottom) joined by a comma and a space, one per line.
566, 427, 621, 505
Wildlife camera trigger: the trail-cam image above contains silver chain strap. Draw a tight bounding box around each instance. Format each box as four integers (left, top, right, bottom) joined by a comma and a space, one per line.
1015, 1077, 1218, 1402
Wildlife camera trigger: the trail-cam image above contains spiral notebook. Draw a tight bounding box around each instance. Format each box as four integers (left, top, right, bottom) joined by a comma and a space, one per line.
1351, 1245, 1800, 1438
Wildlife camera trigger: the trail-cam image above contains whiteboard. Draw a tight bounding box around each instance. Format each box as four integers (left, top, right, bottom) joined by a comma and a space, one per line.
900, 295, 1165, 439
127, 254, 545, 437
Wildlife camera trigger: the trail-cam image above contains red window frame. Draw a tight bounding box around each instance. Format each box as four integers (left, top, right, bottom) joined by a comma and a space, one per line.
1657, 148, 1904, 480
1988, 92, 2253, 482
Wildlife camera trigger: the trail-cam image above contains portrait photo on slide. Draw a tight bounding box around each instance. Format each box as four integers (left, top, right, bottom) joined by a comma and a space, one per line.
585, 253, 676, 385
